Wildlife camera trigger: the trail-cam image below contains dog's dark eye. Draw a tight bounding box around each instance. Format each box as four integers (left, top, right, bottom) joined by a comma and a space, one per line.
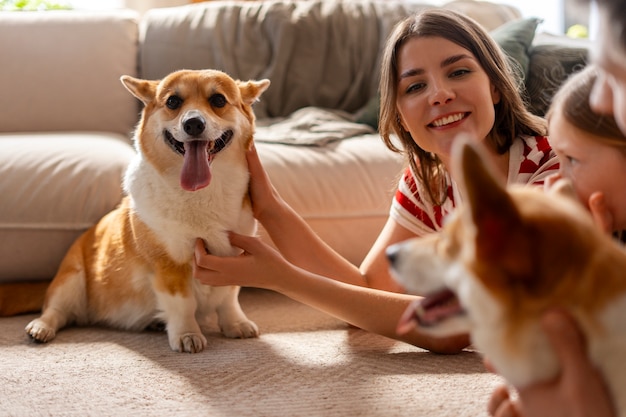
166, 95, 183, 110
209, 94, 227, 108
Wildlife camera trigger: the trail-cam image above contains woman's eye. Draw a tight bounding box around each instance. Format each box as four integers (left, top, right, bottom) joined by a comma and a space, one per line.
450, 69, 471, 78
166, 95, 183, 110
406, 82, 425, 94
209, 93, 227, 108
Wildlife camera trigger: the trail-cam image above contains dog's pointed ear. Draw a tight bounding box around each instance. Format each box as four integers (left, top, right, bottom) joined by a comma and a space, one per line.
238, 79, 271, 106
120, 75, 159, 105
453, 139, 532, 279
453, 138, 513, 224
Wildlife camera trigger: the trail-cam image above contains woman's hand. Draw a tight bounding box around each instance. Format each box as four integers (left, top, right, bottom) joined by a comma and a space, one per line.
193, 233, 292, 290
487, 310, 615, 417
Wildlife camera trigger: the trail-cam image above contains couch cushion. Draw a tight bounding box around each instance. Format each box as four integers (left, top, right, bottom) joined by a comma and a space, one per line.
0, 133, 135, 282
256, 134, 404, 265
139, 1, 429, 119
491, 17, 542, 82
442, 0, 521, 31
525, 34, 589, 116
0, 10, 140, 137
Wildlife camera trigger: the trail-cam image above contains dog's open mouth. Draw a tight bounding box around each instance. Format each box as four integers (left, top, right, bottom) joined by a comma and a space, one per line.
163, 129, 234, 192
163, 129, 234, 157
397, 287, 466, 334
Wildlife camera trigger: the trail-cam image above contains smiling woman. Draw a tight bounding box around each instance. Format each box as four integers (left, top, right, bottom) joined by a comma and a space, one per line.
377, 9, 557, 246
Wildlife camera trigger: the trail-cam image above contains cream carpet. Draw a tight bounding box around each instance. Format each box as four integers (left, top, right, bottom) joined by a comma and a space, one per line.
0, 289, 503, 417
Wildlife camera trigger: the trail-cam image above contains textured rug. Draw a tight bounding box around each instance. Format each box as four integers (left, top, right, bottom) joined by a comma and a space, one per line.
0, 289, 503, 417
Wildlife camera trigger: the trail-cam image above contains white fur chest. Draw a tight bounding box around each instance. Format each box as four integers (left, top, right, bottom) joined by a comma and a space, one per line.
123, 154, 256, 264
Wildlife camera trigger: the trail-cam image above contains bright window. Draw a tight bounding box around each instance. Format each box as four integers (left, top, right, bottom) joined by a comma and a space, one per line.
494, 0, 564, 33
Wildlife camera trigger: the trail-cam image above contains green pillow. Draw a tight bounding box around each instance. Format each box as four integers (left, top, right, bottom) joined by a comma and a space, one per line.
491, 17, 542, 81
356, 16, 541, 130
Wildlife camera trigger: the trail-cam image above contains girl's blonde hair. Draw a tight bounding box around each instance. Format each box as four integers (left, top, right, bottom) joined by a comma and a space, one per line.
378, 9, 546, 205
547, 65, 626, 148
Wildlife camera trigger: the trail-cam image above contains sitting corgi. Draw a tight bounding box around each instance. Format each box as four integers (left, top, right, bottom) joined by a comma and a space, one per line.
387, 140, 626, 414
25, 69, 270, 353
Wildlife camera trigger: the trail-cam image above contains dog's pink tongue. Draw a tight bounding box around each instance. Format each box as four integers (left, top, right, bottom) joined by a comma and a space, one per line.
181, 141, 212, 191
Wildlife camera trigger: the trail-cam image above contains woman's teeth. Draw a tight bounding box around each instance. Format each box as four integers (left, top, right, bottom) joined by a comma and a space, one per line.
432, 113, 464, 127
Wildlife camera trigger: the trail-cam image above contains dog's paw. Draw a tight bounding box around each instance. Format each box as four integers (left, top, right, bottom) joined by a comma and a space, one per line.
221, 320, 259, 339
25, 319, 56, 343
170, 332, 207, 353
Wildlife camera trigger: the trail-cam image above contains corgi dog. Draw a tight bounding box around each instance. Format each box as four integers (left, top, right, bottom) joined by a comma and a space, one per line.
387, 140, 626, 414
25, 69, 270, 353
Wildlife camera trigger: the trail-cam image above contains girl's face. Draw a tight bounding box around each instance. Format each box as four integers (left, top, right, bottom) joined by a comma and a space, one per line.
395, 36, 500, 166
549, 111, 626, 231
589, 9, 626, 135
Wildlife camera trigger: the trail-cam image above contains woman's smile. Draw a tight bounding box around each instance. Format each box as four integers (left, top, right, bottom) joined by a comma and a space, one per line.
429, 112, 469, 128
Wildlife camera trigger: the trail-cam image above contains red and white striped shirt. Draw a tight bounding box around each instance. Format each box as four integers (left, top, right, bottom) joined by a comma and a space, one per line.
390, 135, 559, 235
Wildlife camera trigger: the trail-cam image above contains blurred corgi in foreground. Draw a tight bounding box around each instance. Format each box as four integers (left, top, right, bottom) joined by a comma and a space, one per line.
387, 140, 626, 414
24, 69, 270, 353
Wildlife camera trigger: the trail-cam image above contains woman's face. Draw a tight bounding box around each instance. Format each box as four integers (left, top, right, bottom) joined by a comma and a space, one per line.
589, 8, 626, 136
549, 111, 626, 231
395, 36, 500, 166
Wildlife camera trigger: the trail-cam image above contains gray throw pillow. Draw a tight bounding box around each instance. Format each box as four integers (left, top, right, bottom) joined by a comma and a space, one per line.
525, 43, 588, 116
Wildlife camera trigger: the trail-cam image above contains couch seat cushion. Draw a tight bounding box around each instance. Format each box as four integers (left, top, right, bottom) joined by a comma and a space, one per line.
0, 133, 135, 281
257, 134, 404, 264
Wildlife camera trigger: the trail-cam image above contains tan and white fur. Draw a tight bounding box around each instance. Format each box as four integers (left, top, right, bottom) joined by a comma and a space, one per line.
25, 69, 270, 353
387, 140, 626, 414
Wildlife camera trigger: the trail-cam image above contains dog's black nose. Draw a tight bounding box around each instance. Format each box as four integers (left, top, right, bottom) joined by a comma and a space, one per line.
183, 117, 206, 136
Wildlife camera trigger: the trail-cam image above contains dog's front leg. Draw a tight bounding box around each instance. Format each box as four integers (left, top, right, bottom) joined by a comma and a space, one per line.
199, 238, 259, 339
154, 268, 207, 353
211, 286, 259, 338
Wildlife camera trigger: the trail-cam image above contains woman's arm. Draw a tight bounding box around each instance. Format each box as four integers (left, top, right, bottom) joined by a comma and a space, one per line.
360, 217, 416, 292
194, 233, 469, 354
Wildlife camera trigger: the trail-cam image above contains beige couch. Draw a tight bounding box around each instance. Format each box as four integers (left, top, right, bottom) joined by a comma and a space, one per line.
1, 0, 581, 284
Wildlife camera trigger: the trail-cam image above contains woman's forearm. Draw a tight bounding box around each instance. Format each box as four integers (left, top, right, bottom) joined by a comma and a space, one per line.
272, 264, 469, 354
